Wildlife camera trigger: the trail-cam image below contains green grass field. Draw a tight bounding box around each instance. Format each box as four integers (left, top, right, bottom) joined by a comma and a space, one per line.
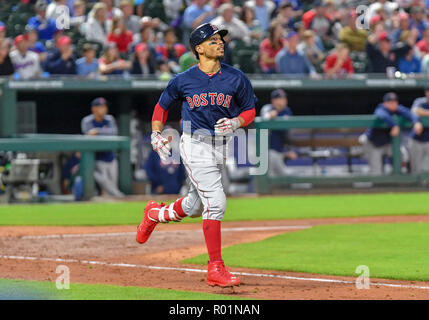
0, 279, 244, 300
184, 222, 429, 281
0, 192, 428, 226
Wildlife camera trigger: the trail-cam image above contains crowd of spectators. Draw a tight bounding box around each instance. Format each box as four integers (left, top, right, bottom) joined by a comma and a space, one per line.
1, 0, 429, 79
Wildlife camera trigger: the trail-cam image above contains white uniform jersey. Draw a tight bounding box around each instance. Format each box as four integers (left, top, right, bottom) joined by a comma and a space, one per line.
10, 50, 41, 80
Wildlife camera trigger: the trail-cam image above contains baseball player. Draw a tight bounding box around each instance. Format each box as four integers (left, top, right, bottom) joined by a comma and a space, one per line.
136, 23, 257, 287
409, 87, 429, 173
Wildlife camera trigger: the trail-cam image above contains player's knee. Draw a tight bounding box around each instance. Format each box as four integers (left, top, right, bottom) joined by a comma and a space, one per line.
206, 190, 226, 218
183, 196, 203, 217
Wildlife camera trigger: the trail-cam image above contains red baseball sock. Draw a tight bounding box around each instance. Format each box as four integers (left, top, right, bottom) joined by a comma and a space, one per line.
173, 197, 187, 218
203, 219, 222, 262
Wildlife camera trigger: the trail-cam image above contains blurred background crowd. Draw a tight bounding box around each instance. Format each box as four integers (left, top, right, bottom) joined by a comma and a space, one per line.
2, 0, 429, 80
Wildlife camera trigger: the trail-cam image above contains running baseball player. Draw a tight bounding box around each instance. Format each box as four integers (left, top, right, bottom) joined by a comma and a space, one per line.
136, 23, 257, 287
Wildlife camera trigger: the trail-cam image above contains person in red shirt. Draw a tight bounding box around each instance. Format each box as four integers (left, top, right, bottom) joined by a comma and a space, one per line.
259, 21, 286, 74
324, 42, 354, 78
416, 27, 429, 55
107, 17, 133, 55
155, 28, 187, 63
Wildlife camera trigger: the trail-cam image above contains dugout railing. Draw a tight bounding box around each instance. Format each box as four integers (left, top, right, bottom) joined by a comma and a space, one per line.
254, 116, 429, 194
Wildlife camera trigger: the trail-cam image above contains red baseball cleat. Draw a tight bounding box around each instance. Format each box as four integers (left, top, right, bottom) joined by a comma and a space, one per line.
136, 200, 164, 244
206, 260, 241, 287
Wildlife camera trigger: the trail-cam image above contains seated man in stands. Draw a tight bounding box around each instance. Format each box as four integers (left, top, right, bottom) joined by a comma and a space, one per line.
81, 97, 125, 197
260, 89, 298, 176
44, 35, 76, 75
362, 92, 423, 175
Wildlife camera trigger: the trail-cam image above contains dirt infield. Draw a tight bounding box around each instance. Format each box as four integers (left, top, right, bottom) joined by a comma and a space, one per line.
2, 215, 429, 299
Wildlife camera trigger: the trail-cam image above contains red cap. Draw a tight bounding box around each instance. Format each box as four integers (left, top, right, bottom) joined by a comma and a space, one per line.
378, 31, 390, 42
398, 12, 409, 20
135, 43, 148, 53
14, 34, 28, 46
57, 35, 72, 47
370, 14, 382, 26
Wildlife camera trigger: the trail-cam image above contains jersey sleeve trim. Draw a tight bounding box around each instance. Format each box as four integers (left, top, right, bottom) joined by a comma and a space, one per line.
238, 108, 256, 127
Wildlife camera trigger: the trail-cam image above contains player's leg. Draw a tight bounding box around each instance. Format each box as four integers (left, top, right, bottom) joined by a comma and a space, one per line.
136, 175, 202, 244
268, 149, 289, 176
180, 135, 240, 287
363, 141, 384, 174
409, 139, 424, 174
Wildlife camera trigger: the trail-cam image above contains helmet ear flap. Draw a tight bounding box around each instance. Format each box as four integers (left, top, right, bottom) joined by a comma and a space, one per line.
189, 40, 200, 60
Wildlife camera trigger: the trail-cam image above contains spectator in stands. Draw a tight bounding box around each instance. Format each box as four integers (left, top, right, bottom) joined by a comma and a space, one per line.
244, 0, 276, 32
131, 24, 155, 49
98, 42, 131, 76
0, 22, 8, 44
362, 92, 423, 175
76, 43, 99, 78
275, 2, 296, 31
183, 0, 215, 30
366, 29, 418, 73
297, 30, 324, 72
409, 87, 429, 173
260, 89, 298, 176
102, 0, 123, 20
275, 31, 317, 76
27, 0, 60, 41
144, 146, 186, 195
211, 3, 251, 42
131, 43, 155, 75
240, 5, 262, 40
82, 2, 112, 48
324, 42, 354, 78
259, 21, 285, 74
164, 0, 186, 24
338, 11, 368, 52
416, 26, 429, 56
410, 6, 429, 40
391, 12, 412, 44
366, 0, 398, 21
81, 97, 125, 197
26, 26, 47, 63
44, 35, 77, 75
422, 53, 429, 74
156, 57, 173, 80
155, 28, 187, 73
107, 17, 133, 56
302, 0, 331, 36
10, 35, 42, 79
70, 0, 87, 29
0, 40, 14, 76
398, 47, 422, 73
120, 0, 141, 35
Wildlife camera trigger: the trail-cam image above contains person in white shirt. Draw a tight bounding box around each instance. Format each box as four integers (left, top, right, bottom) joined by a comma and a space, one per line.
10, 35, 41, 79
82, 2, 112, 48
210, 3, 251, 42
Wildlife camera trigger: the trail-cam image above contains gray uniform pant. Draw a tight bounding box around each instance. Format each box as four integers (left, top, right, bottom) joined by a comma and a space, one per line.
94, 159, 124, 197
409, 139, 429, 174
363, 140, 392, 175
179, 133, 229, 221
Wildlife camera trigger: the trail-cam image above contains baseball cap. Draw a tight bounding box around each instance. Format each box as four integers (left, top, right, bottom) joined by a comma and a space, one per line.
91, 97, 107, 107
271, 89, 287, 100
0, 21, 5, 32
57, 35, 72, 47
286, 31, 298, 39
35, 0, 48, 11
378, 31, 391, 42
14, 34, 28, 46
383, 92, 398, 102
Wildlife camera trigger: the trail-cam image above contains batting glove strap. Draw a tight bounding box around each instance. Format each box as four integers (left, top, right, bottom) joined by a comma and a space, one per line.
214, 117, 241, 135
151, 131, 171, 161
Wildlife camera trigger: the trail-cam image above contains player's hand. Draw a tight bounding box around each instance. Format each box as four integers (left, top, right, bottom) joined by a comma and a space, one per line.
151, 131, 171, 161
214, 117, 241, 135
414, 122, 424, 136
88, 128, 98, 135
390, 125, 400, 137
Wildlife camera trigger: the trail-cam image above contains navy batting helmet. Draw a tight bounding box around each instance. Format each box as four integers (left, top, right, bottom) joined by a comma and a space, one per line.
189, 23, 228, 60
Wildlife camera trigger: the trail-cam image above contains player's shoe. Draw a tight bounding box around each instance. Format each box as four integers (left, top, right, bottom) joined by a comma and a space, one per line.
136, 200, 165, 244
206, 260, 241, 287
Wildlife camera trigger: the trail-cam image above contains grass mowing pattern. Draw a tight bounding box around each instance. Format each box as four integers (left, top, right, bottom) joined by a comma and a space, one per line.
184, 222, 429, 281
0, 278, 244, 300
0, 192, 428, 226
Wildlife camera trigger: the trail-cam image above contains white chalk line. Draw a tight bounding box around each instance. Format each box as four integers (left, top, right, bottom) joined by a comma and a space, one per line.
18, 226, 310, 240
1, 254, 429, 291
